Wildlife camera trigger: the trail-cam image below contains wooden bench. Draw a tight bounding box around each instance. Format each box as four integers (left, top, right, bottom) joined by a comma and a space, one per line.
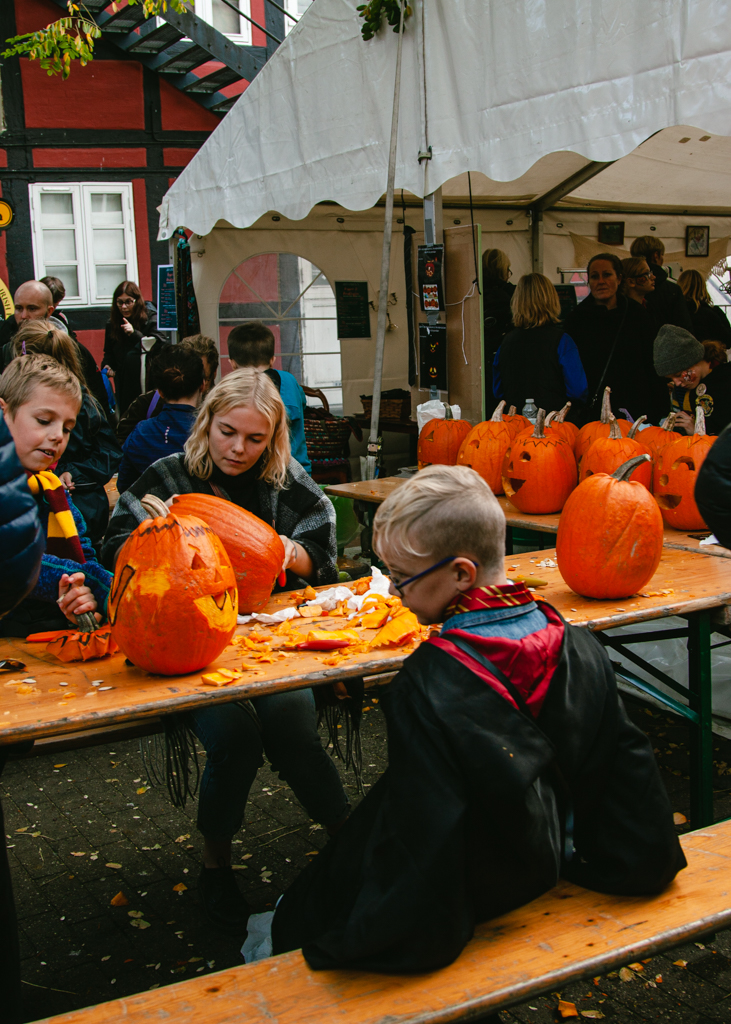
36, 820, 731, 1024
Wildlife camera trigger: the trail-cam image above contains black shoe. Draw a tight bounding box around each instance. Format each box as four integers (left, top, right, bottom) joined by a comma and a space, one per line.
198, 865, 251, 934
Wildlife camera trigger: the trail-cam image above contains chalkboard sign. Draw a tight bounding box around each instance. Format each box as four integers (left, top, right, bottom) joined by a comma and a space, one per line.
157, 264, 177, 332
335, 281, 370, 338
419, 322, 448, 391
555, 284, 578, 321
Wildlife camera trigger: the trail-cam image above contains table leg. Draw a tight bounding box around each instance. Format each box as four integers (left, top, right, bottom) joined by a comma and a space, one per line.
354, 500, 375, 563
687, 610, 714, 827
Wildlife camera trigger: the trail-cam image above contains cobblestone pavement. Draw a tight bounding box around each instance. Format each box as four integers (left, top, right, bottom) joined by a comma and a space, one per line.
3, 695, 731, 1023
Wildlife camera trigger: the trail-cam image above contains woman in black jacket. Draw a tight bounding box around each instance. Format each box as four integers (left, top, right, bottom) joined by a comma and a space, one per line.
102, 281, 166, 415
565, 253, 668, 425
482, 249, 515, 402
678, 270, 731, 348
0, 412, 44, 1024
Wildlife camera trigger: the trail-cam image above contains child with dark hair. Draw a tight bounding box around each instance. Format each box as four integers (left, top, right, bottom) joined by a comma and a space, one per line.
116, 345, 206, 492
228, 322, 311, 473
0, 354, 111, 637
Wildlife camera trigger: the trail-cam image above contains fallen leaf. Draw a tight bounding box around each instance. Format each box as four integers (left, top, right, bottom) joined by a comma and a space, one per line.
106, 863, 122, 869
128, 910, 145, 919
136, 787, 149, 795
673, 959, 688, 968
110, 892, 129, 907
673, 812, 688, 825
619, 967, 635, 982
101, 955, 111, 962
15, 827, 28, 834
189, 956, 203, 963
130, 919, 151, 930
54, 764, 67, 768
558, 1001, 579, 1018
70, 851, 86, 857
628, 962, 645, 971
172, 883, 187, 892
174, 835, 191, 844
580, 1012, 605, 1020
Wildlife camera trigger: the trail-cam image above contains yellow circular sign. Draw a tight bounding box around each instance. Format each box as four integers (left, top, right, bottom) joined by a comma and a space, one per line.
0, 201, 13, 228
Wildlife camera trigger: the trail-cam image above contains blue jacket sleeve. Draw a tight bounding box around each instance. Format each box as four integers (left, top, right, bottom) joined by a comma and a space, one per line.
557, 333, 588, 403
279, 372, 312, 474
0, 413, 44, 617
492, 349, 504, 400
30, 497, 112, 615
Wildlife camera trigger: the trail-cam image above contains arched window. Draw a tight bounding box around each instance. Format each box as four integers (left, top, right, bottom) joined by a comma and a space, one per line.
218, 253, 343, 411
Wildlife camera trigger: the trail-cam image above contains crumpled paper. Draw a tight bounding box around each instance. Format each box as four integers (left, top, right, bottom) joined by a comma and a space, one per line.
241, 910, 275, 963
416, 400, 462, 433
237, 566, 393, 626
700, 533, 721, 547
237, 607, 300, 626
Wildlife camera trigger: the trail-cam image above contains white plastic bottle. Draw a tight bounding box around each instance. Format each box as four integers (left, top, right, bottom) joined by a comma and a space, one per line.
521, 398, 538, 424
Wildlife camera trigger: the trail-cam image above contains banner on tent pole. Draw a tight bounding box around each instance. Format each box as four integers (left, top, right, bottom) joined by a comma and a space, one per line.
419, 322, 447, 392
335, 281, 371, 338
417, 244, 445, 312
157, 264, 178, 332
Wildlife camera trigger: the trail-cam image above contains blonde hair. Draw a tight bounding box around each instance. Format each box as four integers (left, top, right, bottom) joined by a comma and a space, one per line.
0, 353, 82, 415
13, 319, 86, 386
373, 465, 506, 578
511, 273, 561, 329
184, 367, 291, 488
678, 269, 712, 310
482, 248, 511, 283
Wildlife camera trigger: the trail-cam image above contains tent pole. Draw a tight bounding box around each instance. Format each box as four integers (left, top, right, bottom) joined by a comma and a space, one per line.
365, 0, 407, 482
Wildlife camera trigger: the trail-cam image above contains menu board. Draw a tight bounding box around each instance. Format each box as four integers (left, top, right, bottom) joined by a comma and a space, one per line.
335, 281, 371, 338
157, 264, 178, 331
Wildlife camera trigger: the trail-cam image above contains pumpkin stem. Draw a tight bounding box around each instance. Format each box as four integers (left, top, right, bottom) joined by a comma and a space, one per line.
507, 406, 517, 416
545, 410, 556, 426
444, 404, 454, 421
75, 611, 99, 634
695, 405, 707, 436
531, 409, 547, 438
612, 454, 651, 482
608, 414, 622, 440
600, 386, 612, 424
628, 415, 647, 439
490, 400, 506, 422
555, 401, 571, 423
663, 411, 677, 432
141, 493, 170, 519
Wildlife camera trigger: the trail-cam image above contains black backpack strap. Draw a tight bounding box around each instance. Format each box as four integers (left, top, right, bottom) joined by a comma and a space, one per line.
264, 368, 282, 392
443, 631, 575, 863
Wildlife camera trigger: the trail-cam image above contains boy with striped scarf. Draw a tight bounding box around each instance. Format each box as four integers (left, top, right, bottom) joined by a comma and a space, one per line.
0, 354, 111, 637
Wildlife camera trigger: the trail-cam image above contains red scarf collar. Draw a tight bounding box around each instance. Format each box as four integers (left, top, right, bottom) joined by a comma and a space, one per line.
445, 582, 533, 619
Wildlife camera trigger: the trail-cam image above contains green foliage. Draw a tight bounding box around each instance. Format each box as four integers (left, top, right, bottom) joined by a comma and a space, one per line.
1, 0, 186, 79
356, 0, 412, 41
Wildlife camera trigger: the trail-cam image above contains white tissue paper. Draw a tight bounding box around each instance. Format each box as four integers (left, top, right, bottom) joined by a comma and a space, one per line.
241, 911, 275, 963
416, 401, 462, 433
301, 565, 392, 615
700, 534, 721, 547
237, 606, 301, 626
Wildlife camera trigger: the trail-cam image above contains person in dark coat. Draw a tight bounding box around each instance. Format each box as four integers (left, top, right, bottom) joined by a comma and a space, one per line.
565, 253, 667, 425
268, 466, 686, 974
0, 411, 44, 1024
654, 327, 731, 436
630, 235, 693, 333
116, 345, 205, 492
678, 269, 731, 348
494, 273, 587, 419
482, 249, 515, 402
102, 281, 166, 415
11, 321, 122, 546
696, 423, 731, 548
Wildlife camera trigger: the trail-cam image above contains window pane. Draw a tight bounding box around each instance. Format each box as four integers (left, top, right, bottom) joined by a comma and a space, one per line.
40, 192, 74, 226
93, 228, 126, 261
212, 0, 240, 33
43, 229, 77, 261
45, 265, 79, 298
90, 193, 124, 226
96, 265, 127, 299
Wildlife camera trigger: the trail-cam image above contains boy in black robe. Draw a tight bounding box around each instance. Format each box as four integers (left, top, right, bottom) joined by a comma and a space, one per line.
271, 465, 686, 973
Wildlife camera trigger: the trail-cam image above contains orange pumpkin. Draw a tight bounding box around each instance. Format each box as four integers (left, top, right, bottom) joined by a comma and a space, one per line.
370, 606, 421, 648
579, 415, 652, 489
654, 407, 716, 530
27, 627, 119, 663
640, 412, 682, 457
108, 509, 238, 675
502, 409, 578, 513
574, 387, 631, 462
172, 493, 284, 613
417, 405, 472, 468
545, 402, 579, 446
456, 401, 512, 493
556, 454, 663, 599
504, 406, 532, 438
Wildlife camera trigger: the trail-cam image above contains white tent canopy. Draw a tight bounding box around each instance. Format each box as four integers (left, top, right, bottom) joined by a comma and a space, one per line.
159, 0, 731, 239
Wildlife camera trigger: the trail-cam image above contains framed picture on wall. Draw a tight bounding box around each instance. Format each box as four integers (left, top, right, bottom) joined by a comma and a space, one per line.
686, 225, 710, 257
598, 221, 625, 245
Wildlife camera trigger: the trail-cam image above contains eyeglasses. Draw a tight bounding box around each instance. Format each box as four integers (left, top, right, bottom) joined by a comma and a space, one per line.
389, 555, 475, 595
632, 272, 653, 282
116, 298, 135, 307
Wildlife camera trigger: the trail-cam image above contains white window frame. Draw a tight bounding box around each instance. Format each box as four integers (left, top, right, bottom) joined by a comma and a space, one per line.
29, 182, 138, 309
194, 0, 252, 46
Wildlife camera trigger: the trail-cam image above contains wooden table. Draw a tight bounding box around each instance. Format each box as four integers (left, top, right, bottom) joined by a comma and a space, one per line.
324, 478, 731, 559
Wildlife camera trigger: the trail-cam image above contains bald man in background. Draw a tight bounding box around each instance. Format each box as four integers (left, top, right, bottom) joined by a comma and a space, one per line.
0, 280, 109, 415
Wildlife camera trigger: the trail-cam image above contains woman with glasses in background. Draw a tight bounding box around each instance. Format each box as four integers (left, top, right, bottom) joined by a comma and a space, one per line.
621, 257, 656, 309
102, 281, 167, 416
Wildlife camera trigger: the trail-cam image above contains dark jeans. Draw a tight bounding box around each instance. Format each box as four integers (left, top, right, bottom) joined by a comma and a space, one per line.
187, 689, 348, 842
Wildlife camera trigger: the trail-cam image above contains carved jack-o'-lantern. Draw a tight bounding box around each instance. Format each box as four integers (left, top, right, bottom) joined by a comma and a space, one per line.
456, 401, 512, 493
109, 507, 238, 675
502, 409, 577, 513
417, 405, 472, 469
574, 387, 631, 461
654, 407, 716, 530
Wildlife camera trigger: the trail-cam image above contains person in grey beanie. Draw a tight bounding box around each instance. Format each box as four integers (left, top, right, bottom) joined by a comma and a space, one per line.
654, 324, 731, 435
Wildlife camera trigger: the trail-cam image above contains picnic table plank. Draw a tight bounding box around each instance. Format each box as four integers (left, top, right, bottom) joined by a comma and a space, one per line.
35, 821, 731, 1024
